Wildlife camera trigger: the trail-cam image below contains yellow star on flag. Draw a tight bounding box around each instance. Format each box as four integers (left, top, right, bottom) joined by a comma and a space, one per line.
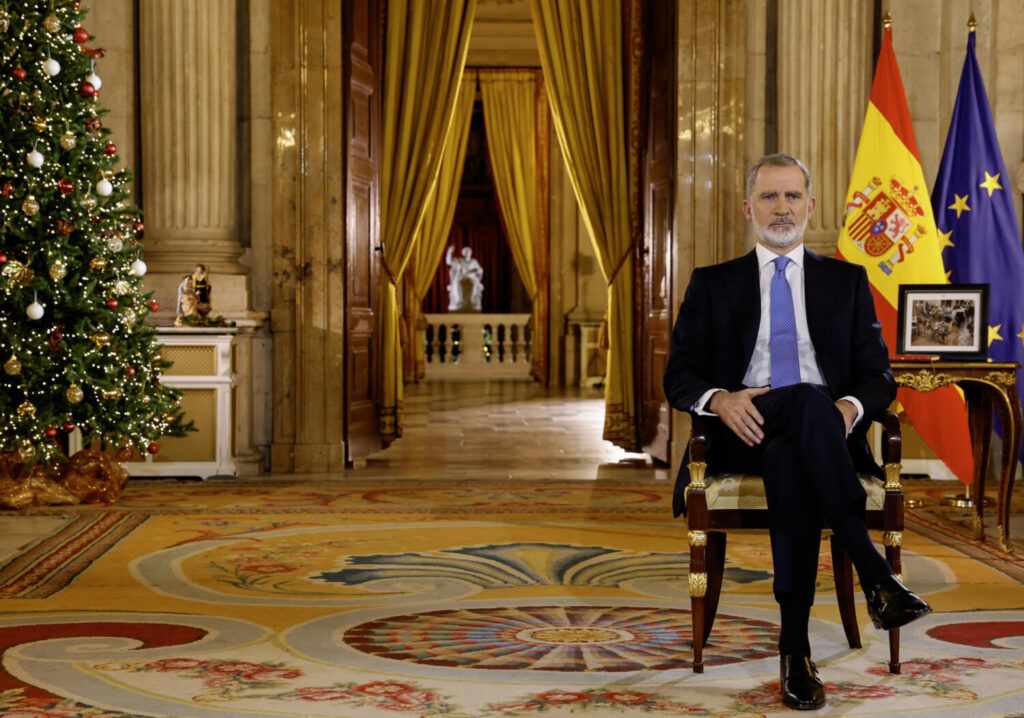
948, 194, 971, 217
1017, 325, 1024, 346
989, 324, 1003, 347
945, 269, 952, 280
979, 172, 1002, 197
938, 228, 955, 248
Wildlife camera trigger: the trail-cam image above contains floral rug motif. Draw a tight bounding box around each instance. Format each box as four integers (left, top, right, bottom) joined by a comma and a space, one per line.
2, 477, 1023, 717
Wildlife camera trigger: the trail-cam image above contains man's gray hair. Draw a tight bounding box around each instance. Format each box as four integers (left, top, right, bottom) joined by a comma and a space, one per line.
745, 154, 812, 199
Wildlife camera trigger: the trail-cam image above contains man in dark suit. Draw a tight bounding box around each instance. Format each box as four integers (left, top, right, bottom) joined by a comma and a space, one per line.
664, 154, 931, 710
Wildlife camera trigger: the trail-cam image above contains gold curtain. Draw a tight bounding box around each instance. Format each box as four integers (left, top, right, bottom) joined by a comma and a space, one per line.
405, 70, 478, 383
379, 0, 476, 443
530, 0, 637, 449
479, 69, 547, 382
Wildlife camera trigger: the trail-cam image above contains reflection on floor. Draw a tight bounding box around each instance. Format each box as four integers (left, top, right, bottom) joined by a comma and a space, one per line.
354, 380, 670, 481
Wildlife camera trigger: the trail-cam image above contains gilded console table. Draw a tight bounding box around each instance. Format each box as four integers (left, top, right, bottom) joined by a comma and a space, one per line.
891, 361, 1022, 552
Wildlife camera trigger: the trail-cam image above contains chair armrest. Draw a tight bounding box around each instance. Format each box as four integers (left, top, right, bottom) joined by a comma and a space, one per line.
689, 413, 709, 463
874, 408, 902, 466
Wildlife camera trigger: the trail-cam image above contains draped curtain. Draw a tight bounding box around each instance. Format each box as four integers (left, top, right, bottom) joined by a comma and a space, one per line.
479, 69, 547, 382
379, 0, 476, 443
404, 71, 478, 382
530, 0, 637, 449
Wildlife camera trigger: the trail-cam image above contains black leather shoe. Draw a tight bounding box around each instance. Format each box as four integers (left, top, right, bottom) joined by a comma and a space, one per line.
780, 654, 825, 710
865, 575, 932, 630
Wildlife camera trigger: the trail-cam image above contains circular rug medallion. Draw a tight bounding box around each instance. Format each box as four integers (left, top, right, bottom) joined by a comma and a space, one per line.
345, 605, 777, 671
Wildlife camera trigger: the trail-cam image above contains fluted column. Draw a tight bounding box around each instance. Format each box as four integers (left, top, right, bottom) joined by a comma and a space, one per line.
777, 1, 872, 255
139, 0, 250, 318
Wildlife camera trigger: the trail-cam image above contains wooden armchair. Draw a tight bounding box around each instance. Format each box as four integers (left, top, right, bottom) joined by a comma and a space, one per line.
684, 410, 905, 674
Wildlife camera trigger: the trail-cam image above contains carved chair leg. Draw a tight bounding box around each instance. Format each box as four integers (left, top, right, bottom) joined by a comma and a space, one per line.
689, 531, 708, 674
830, 534, 862, 649
703, 531, 726, 644
884, 533, 903, 674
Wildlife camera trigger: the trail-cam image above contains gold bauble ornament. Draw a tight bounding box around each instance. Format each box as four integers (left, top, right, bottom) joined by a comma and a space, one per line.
122, 308, 137, 328
90, 331, 111, 348
18, 444, 35, 461
43, 14, 60, 32
101, 387, 119, 401
32, 116, 48, 133
49, 259, 68, 281
60, 131, 77, 150
113, 279, 131, 295
66, 384, 84, 403
89, 256, 108, 272
22, 196, 40, 216
17, 400, 36, 418
2, 260, 34, 286
4, 355, 21, 375
80, 194, 97, 210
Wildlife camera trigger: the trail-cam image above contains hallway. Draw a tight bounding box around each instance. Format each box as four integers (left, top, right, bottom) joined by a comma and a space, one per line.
354, 381, 670, 481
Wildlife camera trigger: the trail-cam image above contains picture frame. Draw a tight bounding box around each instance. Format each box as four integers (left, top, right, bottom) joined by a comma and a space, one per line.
895, 283, 989, 360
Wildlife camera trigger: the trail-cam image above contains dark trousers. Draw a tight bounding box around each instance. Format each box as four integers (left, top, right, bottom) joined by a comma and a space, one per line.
706, 384, 892, 604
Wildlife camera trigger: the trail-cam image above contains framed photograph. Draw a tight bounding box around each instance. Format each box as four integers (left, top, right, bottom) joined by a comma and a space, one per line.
896, 284, 989, 360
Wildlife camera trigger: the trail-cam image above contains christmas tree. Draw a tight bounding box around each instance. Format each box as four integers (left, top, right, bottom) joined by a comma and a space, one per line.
0, 1, 188, 471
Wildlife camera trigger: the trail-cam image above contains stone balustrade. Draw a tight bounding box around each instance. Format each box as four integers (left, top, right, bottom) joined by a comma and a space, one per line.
422, 313, 532, 380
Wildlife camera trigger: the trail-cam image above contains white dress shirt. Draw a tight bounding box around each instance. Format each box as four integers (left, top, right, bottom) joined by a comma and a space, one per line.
693, 243, 864, 426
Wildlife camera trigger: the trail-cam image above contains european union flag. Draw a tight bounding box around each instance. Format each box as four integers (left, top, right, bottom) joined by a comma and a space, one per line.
934, 28, 1024, 466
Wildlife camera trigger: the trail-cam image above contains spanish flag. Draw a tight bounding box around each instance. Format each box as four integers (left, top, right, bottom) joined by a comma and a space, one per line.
837, 22, 974, 483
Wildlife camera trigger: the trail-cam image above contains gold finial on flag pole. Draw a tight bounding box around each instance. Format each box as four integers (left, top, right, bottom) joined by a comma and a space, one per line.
882, 12, 893, 30
968, 13, 978, 32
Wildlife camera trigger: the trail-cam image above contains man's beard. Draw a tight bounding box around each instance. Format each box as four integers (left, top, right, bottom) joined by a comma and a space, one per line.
752, 214, 807, 248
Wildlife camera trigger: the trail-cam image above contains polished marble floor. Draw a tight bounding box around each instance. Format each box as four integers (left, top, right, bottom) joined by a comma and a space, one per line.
354, 380, 670, 481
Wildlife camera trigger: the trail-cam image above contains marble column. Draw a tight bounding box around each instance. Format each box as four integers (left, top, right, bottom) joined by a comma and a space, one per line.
138, 0, 251, 318
777, 1, 873, 255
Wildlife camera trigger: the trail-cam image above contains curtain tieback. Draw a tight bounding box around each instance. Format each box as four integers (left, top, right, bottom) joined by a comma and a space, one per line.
606, 243, 635, 286
382, 260, 400, 287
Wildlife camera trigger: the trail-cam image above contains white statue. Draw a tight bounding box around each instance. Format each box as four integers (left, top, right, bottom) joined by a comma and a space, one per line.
446, 245, 484, 312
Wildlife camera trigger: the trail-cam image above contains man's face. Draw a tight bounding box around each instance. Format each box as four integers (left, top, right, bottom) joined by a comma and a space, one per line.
742, 164, 816, 253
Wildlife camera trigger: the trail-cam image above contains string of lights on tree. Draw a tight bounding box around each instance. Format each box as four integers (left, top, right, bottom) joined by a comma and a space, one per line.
0, 1, 190, 466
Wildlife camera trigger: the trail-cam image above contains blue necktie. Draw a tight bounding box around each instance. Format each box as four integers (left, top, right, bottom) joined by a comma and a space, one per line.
770, 256, 800, 388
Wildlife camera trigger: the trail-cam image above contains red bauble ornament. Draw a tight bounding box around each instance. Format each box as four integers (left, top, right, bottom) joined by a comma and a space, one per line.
149, 300, 159, 312
62, 421, 76, 433
79, 81, 96, 98
85, 117, 102, 133
147, 443, 159, 455
57, 178, 74, 195
1, 183, 11, 196
104, 143, 116, 155
126, 365, 136, 378
44, 427, 59, 438
0, 253, 6, 264
72, 27, 89, 43
57, 218, 76, 236
133, 220, 144, 235
106, 298, 119, 309
13, 67, 26, 81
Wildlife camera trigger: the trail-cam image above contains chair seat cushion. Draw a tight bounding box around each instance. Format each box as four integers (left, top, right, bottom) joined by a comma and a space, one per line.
695, 473, 886, 512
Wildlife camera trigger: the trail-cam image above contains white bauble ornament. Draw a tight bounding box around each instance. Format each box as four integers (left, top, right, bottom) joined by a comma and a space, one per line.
86, 72, 102, 90
95, 179, 113, 196
27, 149, 44, 168
43, 58, 61, 76
26, 301, 44, 320
107, 236, 123, 253
131, 258, 147, 277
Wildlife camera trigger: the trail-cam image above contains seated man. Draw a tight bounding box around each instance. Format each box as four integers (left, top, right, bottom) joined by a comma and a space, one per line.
663, 153, 931, 710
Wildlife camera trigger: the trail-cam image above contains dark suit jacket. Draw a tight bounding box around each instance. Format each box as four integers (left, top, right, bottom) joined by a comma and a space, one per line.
663, 247, 896, 516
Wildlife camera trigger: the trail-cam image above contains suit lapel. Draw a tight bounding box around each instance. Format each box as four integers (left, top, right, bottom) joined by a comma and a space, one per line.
734, 250, 761, 368
803, 249, 830, 346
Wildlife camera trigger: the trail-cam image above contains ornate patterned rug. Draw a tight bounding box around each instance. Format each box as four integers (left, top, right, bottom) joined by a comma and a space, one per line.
1, 477, 1023, 717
